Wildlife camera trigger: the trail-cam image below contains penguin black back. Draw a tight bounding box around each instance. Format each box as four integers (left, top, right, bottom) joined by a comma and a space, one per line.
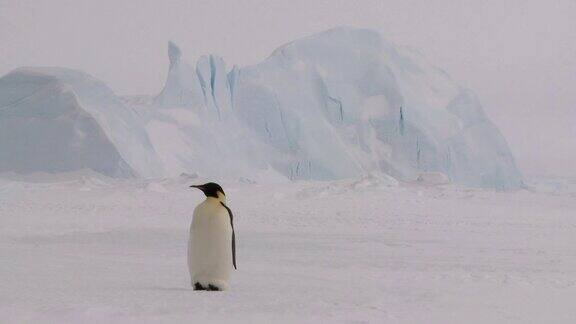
220, 202, 237, 270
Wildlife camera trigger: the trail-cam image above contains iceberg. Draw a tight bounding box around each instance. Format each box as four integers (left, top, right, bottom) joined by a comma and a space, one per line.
0, 27, 522, 189
0, 67, 163, 177
155, 27, 522, 189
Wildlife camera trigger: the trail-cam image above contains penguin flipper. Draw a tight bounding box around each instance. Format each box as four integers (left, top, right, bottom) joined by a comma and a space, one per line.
220, 202, 237, 270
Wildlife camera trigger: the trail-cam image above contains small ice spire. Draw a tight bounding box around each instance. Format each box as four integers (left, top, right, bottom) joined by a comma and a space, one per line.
168, 41, 182, 67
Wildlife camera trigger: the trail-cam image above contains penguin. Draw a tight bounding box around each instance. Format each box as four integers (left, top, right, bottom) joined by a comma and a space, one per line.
188, 182, 237, 291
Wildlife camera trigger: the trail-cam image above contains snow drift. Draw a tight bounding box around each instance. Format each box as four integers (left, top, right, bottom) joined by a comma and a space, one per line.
0, 27, 522, 189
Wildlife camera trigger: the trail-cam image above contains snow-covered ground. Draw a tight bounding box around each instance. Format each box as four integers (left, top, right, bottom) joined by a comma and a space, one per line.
1, 175, 575, 323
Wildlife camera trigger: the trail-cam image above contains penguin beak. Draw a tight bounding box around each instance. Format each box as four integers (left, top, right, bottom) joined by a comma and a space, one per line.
190, 184, 203, 190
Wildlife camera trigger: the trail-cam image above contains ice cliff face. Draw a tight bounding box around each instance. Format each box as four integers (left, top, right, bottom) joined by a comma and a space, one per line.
154, 27, 522, 189
0, 27, 522, 189
141, 44, 268, 179
0, 67, 162, 177
155, 41, 232, 119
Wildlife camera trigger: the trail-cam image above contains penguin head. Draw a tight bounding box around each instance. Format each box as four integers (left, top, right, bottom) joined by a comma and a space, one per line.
190, 182, 225, 199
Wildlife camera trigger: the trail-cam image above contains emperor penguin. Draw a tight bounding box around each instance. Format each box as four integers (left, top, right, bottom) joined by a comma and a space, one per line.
188, 182, 237, 291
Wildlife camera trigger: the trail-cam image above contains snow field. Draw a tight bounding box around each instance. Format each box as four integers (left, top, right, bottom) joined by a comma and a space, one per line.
0, 177, 575, 323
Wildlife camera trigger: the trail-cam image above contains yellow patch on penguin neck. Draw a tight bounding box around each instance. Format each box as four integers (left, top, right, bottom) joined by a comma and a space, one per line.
207, 191, 226, 204
217, 191, 227, 204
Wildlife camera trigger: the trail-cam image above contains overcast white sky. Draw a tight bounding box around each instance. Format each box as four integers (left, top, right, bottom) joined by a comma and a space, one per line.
1, 0, 575, 177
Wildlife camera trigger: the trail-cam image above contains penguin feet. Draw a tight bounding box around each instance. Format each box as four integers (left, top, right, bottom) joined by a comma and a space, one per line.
193, 282, 222, 291
207, 284, 221, 291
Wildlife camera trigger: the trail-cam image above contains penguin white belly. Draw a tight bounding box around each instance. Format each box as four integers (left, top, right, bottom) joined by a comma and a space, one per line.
188, 199, 233, 290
